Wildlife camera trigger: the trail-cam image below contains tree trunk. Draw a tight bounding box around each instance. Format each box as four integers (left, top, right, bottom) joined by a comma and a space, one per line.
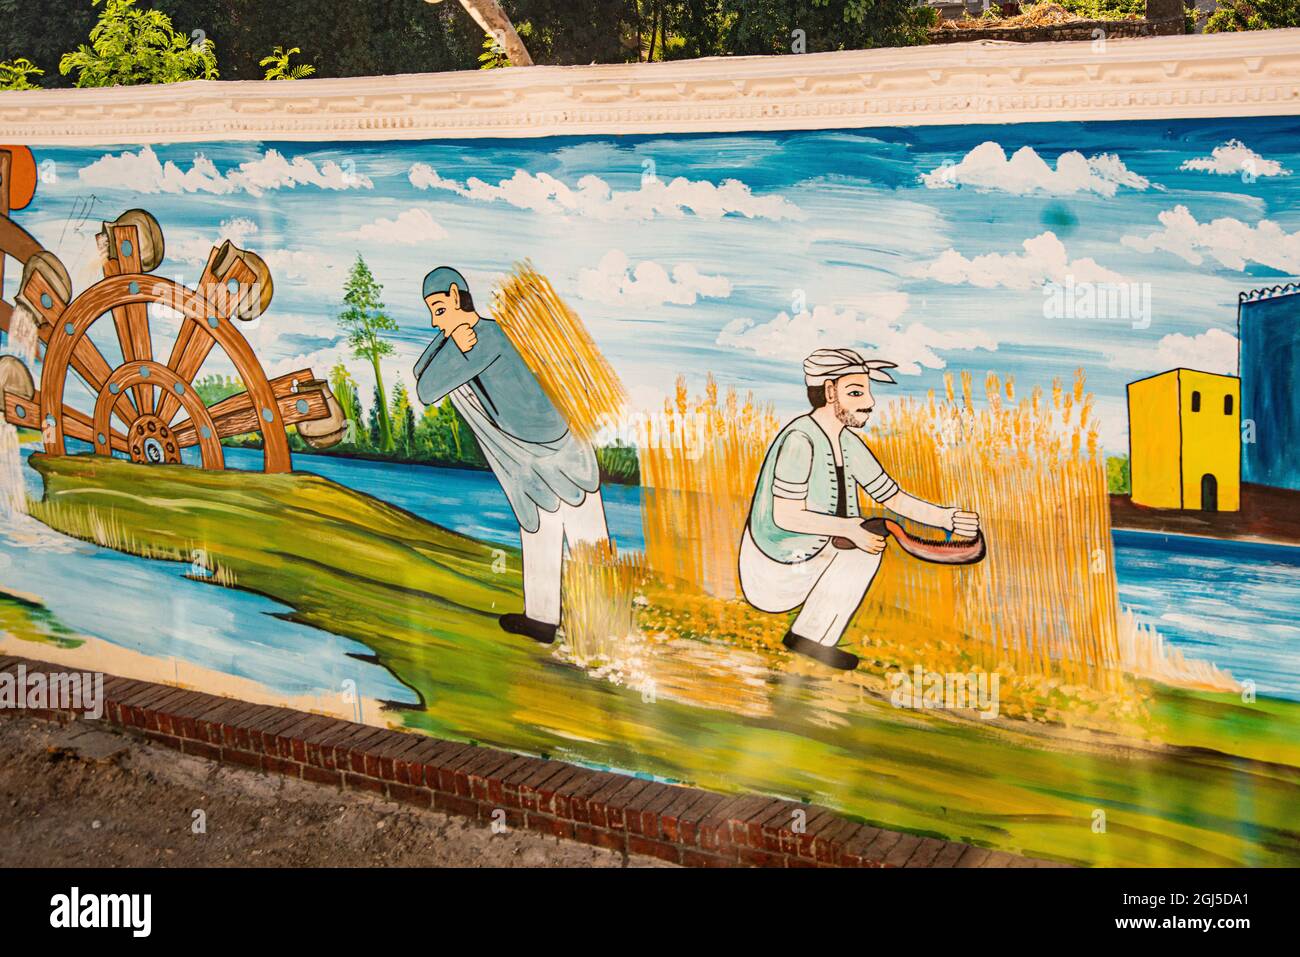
635, 0, 643, 62
427, 0, 535, 66
370, 355, 394, 451
647, 1, 660, 62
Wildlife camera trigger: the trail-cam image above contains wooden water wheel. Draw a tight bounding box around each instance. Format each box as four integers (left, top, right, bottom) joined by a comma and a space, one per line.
0, 147, 343, 473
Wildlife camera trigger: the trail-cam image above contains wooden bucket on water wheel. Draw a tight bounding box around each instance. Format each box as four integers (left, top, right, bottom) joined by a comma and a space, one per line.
292, 379, 347, 449
0, 355, 35, 402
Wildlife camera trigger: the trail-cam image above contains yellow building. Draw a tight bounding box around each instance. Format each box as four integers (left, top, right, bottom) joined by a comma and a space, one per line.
1128, 368, 1240, 511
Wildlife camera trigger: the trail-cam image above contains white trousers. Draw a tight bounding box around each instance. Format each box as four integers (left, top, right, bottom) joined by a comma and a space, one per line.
520, 489, 610, 626
738, 529, 883, 647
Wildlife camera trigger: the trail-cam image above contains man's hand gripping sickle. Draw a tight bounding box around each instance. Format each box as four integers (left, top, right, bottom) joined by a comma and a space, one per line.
845, 522, 888, 554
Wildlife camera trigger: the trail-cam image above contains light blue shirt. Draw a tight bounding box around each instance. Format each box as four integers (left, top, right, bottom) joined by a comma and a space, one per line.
414, 318, 567, 443
414, 317, 598, 533
746, 415, 898, 563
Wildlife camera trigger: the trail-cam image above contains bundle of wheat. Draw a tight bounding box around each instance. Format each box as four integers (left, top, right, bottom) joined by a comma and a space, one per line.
861, 369, 1123, 689
634, 366, 1125, 692
560, 539, 647, 665
637, 375, 780, 600
490, 261, 627, 442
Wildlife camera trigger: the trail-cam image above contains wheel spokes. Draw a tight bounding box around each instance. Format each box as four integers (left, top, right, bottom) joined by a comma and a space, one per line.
155, 245, 227, 426
1, 386, 129, 454
102, 222, 156, 417
171, 369, 320, 450
94, 360, 223, 468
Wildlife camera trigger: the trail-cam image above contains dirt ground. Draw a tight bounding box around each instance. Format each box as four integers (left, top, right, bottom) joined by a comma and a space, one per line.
0, 717, 673, 868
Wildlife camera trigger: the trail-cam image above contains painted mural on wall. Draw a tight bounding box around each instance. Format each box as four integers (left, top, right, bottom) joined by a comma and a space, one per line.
1, 117, 1298, 867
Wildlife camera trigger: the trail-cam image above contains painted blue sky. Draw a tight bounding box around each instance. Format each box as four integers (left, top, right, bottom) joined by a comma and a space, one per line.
6, 114, 1299, 453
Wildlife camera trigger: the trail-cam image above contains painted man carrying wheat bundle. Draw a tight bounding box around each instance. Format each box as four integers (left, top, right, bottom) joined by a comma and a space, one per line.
740, 348, 980, 671
414, 266, 610, 646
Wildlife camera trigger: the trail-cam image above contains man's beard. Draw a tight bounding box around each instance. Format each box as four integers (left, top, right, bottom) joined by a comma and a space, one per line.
831, 395, 869, 428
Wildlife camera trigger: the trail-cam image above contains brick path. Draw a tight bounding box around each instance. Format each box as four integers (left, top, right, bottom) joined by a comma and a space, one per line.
0, 655, 1067, 868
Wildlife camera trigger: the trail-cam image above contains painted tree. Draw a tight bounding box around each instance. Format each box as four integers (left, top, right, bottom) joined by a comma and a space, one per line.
391, 379, 413, 456
328, 362, 362, 445
338, 255, 398, 451
59, 0, 218, 87
368, 384, 385, 449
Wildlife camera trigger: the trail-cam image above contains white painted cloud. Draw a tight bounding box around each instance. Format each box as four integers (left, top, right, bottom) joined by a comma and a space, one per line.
1121, 205, 1300, 273
79, 146, 373, 197
1105, 328, 1239, 376
716, 293, 997, 375
912, 231, 1124, 290
168, 217, 260, 265
576, 250, 731, 307
164, 216, 342, 290
262, 249, 340, 286
408, 163, 803, 221
1180, 139, 1289, 178
920, 142, 1153, 197
347, 208, 448, 245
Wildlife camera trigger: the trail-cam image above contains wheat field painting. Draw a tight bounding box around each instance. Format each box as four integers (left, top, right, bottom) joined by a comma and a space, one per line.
2, 115, 1299, 866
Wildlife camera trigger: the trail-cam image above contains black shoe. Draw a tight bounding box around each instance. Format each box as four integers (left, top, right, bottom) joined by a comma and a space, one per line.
499, 613, 558, 645
782, 631, 859, 671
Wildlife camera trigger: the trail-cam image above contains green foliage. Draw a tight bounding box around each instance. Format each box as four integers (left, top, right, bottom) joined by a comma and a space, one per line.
1106, 455, 1131, 495
478, 23, 535, 70
714, 0, 938, 56
1055, 0, 1146, 17
390, 379, 413, 455
193, 373, 244, 406
338, 255, 397, 451
259, 45, 315, 80
175, 0, 482, 83
478, 33, 511, 70
414, 398, 487, 469
1204, 0, 1300, 31
227, 358, 634, 482
328, 363, 362, 439
596, 441, 640, 484
59, 0, 218, 88
12, 0, 945, 85
502, 0, 936, 64
368, 383, 385, 448
0, 57, 44, 91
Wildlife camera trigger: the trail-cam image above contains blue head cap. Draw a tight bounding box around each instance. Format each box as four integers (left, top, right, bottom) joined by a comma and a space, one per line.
422, 266, 470, 301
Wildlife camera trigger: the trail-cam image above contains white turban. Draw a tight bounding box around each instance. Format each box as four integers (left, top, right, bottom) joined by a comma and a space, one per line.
803, 348, 898, 386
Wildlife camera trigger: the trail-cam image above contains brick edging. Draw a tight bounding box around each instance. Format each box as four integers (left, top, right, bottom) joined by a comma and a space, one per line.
0, 655, 1066, 868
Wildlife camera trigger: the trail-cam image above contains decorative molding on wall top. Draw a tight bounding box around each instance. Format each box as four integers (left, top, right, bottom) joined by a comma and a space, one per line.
2, 29, 1298, 143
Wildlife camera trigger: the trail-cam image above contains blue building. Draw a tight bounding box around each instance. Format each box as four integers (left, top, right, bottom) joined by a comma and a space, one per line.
1239, 283, 1300, 490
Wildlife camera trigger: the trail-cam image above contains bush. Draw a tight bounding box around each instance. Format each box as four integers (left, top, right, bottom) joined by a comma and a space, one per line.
1205, 0, 1300, 31
59, 0, 218, 87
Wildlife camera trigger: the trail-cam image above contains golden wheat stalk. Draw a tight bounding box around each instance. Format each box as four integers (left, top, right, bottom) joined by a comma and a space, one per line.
637, 374, 779, 600
862, 369, 1121, 688
490, 261, 627, 442
635, 368, 1124, 689
561, 540, 647, 663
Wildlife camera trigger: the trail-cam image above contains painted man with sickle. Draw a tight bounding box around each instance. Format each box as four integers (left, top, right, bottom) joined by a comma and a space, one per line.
740, 348, 980, 670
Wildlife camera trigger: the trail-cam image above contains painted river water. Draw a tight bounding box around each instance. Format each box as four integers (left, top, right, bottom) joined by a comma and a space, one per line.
7, 442, 1300, 703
